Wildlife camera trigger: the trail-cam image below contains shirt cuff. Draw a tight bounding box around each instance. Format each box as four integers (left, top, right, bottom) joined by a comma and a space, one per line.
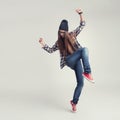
80, 21, 85, 26
42, 44, 48, 49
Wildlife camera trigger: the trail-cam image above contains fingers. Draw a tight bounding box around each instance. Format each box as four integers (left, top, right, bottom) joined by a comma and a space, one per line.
76, 8, 82, 13
39, 38, 45, 47
39, 38, 43, 43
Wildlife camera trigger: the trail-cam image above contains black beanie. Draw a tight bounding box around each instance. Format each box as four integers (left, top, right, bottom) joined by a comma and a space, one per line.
59, 19, 68, 31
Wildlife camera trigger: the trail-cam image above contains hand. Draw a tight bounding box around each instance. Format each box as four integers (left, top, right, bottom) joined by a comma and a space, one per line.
76, 8, 83, 14
39, 38, 45, 47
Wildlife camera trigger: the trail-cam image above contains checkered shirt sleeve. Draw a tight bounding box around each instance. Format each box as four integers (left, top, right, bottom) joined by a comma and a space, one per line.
42, 42, 58, 53
73, 21, 85, 36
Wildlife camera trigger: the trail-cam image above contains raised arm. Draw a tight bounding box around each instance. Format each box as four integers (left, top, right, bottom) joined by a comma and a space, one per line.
72, 8, 85, 36
39, 38, 58, 53
76, 8, 84, 22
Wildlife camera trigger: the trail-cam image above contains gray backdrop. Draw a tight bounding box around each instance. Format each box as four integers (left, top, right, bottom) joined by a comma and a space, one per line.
0, 0, 120, 120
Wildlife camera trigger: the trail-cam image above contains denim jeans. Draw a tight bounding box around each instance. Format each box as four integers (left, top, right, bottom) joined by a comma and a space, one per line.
65, 47, 91, 104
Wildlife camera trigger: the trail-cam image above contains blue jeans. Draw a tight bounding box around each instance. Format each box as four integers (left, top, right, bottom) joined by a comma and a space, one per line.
65, 47, 91, 104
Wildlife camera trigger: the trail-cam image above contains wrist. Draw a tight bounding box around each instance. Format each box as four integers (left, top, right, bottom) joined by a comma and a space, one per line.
78, 12, 83, 15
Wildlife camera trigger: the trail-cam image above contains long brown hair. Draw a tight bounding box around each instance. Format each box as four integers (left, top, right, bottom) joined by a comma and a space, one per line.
57, 31, 77, 57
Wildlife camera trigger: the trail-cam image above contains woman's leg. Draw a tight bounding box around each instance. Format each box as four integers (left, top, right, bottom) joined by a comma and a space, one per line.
66, 47, 91, 73
72, 60, 84, 104
81, 47, 94, 82
81, 47, 91, 73
66, 47, 93, 82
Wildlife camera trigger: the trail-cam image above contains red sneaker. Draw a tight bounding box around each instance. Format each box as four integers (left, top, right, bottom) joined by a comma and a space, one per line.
82, 73, 95, 83
70, 101, 77, 112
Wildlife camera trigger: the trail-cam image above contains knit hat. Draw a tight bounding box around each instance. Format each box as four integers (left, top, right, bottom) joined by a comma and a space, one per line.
59, 19, 68, 31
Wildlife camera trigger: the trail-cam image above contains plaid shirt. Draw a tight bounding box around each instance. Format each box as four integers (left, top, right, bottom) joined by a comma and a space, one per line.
42, 21, 85, 69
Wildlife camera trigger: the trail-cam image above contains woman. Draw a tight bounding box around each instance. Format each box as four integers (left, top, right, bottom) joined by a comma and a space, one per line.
39, 8, 94, 112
